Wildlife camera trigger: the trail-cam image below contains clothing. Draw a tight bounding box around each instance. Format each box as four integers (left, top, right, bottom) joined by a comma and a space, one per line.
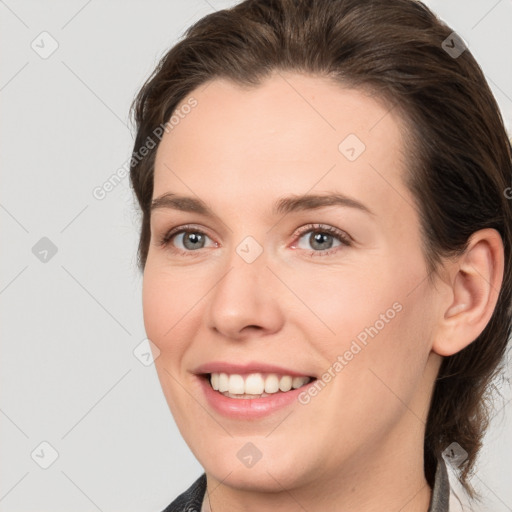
161, 473, 206, 512
429, 456, 450, 512
161, 458, 451, 512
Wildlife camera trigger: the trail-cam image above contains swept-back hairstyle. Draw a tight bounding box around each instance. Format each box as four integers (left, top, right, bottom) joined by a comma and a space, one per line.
130, 0, 512, 499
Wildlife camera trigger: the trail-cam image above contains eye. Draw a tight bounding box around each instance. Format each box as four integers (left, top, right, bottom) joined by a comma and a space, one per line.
292, 224, 352, 256
157, 223, 352, 257
158, 225, 217, 254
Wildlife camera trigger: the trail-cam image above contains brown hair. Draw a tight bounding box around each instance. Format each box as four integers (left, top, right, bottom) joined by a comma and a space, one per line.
129, 0, 512, 499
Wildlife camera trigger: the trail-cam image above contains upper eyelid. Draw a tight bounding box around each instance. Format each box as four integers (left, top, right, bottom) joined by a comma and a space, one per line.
294, 223, 352, 241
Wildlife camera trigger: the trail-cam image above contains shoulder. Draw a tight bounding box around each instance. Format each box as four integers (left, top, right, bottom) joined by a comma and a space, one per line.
160, 473, 207, 512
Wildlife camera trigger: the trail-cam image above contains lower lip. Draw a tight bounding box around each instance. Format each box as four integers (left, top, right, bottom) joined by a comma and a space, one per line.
198, 376, 313, 419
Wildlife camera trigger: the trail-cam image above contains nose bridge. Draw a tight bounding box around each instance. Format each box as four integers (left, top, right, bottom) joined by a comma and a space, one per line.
205, 235, 284, 338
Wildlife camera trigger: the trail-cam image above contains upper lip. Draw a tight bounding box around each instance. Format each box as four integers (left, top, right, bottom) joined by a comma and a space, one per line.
193, 361, 315, 378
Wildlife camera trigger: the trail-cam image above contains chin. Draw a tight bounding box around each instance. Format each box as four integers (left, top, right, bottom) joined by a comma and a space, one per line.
194, 437, 316, 493
207, 461, 307, 493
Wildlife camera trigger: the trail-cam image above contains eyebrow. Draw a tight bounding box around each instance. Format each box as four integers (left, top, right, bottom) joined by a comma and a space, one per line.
150, 192, 374, 217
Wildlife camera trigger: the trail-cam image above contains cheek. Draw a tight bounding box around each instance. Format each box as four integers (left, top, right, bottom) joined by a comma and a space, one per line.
142, 263, 203, 344
291, 250, 433, 395
142, 271, 169, 342
327, 281, 435, 430
142, 266, 202, 417
142, 266, 191, 366
280, 262, 406, 355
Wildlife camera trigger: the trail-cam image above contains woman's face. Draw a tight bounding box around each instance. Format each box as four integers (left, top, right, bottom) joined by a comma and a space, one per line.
143, 73, 443, 491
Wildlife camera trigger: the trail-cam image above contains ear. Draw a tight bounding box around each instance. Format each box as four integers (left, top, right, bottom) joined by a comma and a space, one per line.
432, 228, 504, 357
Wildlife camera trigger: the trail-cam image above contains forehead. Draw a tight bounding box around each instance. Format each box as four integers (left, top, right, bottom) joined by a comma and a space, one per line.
153, 73, 413, 222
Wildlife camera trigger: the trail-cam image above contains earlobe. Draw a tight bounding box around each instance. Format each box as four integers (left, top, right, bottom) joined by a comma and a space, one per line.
432, 228, 504, 357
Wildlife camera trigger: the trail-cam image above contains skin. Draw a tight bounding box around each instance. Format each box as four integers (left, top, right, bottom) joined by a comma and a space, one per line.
142, 73, 504, 512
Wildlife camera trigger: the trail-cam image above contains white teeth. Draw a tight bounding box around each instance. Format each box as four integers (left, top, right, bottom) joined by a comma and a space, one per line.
211, 373, 219, 391
208, 372, 311, 397
245, 373, 265, 395
292, 376, 307, 389
228, 374, 245, 394
279, 375, 292, 392
264, 374, 280, 393
295, 376, 310, 389
218, 373, 229, 392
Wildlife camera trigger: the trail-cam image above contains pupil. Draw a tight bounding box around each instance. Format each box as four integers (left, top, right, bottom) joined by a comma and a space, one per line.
184, 232, 204, 250
310, 231, 333, 250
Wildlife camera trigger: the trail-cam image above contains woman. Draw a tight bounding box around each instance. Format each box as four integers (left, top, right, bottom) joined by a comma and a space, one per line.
129, 0, 512, 510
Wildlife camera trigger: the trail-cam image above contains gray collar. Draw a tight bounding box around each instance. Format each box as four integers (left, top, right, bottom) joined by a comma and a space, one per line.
428, 457, 450, 512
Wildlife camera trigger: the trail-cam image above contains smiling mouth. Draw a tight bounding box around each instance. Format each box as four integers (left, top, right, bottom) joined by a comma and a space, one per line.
204, 372, 315, 399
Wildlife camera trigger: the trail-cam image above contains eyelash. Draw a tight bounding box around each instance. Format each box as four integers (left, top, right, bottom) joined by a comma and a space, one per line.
157, 223, 352, 257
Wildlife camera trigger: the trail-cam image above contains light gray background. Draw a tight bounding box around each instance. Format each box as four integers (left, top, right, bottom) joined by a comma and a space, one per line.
1, 1, 511, 511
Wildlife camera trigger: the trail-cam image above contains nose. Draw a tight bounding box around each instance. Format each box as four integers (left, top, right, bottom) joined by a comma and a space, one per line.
205, 244, 285, 340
